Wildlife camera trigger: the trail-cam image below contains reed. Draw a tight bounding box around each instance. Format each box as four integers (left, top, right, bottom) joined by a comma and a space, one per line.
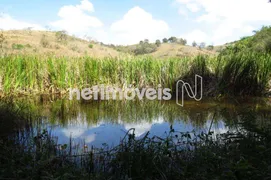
219, 52, 271, 95
0, 55, 194, 96
0, 52, 271, 97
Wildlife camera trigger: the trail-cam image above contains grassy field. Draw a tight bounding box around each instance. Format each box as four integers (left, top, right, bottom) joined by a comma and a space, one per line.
0, 52, 270, 97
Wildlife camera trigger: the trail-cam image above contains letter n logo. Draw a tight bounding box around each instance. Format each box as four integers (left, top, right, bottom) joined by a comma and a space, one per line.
176, 75, 203, 107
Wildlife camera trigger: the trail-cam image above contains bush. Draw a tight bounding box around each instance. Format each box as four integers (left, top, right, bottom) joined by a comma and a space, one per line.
0, 32, 5, 51
88, 44, 93, 48
155, 40, 161, 47
133, 42, 157, 55
178, 38, 187, 45
192, 41, 197, 47
71, 45, 79, 52
40, 35, 50, 48
12, 43, 24, 50
162, 38, 168, 43
207, 45, 214, 50
55, 30, 68, 43
219, 53, 271, 95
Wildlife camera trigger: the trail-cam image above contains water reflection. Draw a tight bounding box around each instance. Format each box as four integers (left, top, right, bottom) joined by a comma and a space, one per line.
2, 97, 271, 149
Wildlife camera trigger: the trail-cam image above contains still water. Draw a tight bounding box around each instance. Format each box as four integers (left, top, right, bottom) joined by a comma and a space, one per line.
9, 96, 267, 150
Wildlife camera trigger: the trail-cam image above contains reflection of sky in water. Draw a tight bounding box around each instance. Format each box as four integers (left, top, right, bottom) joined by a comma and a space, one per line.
50, 115, 228, 148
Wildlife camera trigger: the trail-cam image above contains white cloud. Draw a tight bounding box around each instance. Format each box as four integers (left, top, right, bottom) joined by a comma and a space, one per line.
0, 13, 44, 30
50, 0, 103, 34
186, 3, 200, 12
176, 0, 271, 45
181, 29, 209, 44
124, 118, 164, 137
77, 0, 94, 12
109, 6, 169, 45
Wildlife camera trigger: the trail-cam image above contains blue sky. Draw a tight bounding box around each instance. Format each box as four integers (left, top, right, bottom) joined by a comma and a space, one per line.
1, 0, 271, 45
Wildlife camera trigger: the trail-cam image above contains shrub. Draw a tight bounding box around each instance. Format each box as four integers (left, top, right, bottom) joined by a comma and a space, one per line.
219, 53, 271, 95
178, 38, 187, 45
168, 36, 178, 43
155, 40, 161, 47
207, 45, 214, 50
55, 30, 68, 43
40, 35, 50, 48
71, 45, 79, 52
192, 41, 197, 47
0, 32, 5, 51
12, 43, 24, 50
88, 44, 93, 48
133, 42, 157, 55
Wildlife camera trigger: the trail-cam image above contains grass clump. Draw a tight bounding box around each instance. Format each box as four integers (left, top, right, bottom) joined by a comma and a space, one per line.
40, 34, 50, 48
218, 53, 271, 95
88, 44, 93, 48
12, 43, 24, 50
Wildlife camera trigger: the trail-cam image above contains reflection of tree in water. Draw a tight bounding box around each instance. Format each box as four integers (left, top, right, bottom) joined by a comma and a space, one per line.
1, 97, 271, 138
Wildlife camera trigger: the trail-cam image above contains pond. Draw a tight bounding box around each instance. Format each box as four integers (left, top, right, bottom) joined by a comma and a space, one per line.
3, 96, 271, 151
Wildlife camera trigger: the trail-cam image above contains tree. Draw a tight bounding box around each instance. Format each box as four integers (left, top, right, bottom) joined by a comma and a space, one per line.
139, 40, 144, 44
25, 27, 33, 35
144, 39, 149, 44
178, 38, 187, 45
162, 38, 168, 43
168, 36, 178, 43
155, 39, 161, 47
55, 30, 68, 42
200, 42, 206, 49
207, 45, 214, 50
133, 42, 157, 55
192, 41, 197, 47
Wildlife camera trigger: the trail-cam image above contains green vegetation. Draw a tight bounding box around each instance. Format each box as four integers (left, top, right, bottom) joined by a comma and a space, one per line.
218, 53, 271, 95
55, 30, 68, 43
207, 45, 214, 50
12, 43, 24, 50
0, 55, 193, 95
221, 26, 271, 55
0, 32, 5, 52
162, 38, 168, 43
155, 39, 161, 47
133, 40, 157, 55
1, 49, 271, 97
88, 44, 93, 48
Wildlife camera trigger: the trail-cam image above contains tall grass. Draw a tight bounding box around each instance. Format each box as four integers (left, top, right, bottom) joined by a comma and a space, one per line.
0, 52, 271, 96
0, 55, 193, 95
219, 52, 271, 95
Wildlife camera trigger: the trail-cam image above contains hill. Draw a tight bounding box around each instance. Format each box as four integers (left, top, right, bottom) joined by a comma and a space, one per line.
150, 43, 217, 58
0, 30, 120, 58
0, 30, 219, 58
110, 41, 217, 58
220, 26, 271, 55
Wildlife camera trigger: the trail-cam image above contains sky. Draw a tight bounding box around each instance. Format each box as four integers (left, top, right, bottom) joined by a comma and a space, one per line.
0, 0, 271, 45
